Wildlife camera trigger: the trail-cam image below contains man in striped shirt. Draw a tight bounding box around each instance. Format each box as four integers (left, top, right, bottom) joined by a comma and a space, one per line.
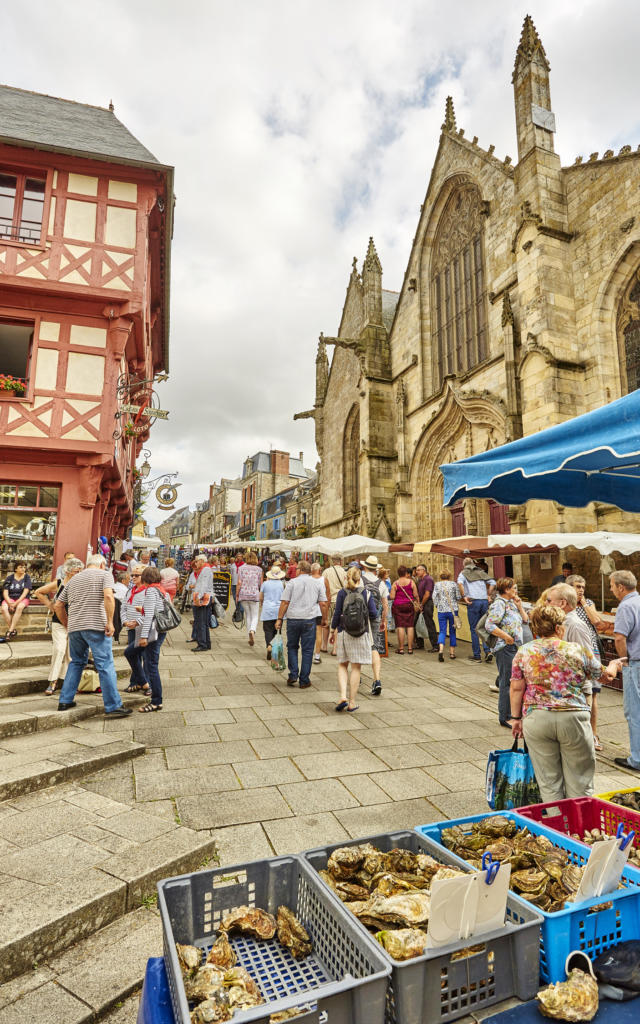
53, 553, 132, 717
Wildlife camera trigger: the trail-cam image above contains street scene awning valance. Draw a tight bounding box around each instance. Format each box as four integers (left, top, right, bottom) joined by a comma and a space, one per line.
440, 389, 640, 512
413, 535, 557, 557
488, 531, 640, 557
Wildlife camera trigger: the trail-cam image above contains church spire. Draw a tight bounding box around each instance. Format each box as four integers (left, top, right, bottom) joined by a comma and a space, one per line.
363, 236, 382, 274
513, 15, 550, 76
362, 237, 382, 326
441, 95, 456, 133
512, 14, 555, 161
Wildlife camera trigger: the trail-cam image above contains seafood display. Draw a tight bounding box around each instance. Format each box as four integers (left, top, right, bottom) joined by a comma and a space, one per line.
320, 842, 467, 959
536, 969, 599, 1021
569, 827, 640, 868
175, 905, 314, 1023
609, 790, 640, 812
440, 818, 590, 913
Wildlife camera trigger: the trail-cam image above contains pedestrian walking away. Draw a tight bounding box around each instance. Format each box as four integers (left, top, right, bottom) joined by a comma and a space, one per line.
390, 566, 419, 654
260, 565, 286, 660
159, 557, 180, 601
236, 551, 263, 645
360, 554, 388, 695
329, 566, 379, 712
311, 562, 331, 664
566, 575, 606, 750
432, 570, 461, 661
192, 555, 214, 651
34, 557, 84, 694
322, 557, 346, 655
457, 557, 495, 662
275, 561, 328, 688
53, 554, 132, 717
610, 570, 640, 772
414, 563, 439, 652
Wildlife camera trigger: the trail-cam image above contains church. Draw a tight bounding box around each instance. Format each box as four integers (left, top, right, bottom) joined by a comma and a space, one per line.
296, 15, 640, 587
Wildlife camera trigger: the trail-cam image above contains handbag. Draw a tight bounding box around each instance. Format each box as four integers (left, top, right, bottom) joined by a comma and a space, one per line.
212, 596, 225, 622
154, 592, 182, 632
477, 598, 508, 649
270, 633, 286, 672
485, 737, 541, 810
415, 613, 430, 639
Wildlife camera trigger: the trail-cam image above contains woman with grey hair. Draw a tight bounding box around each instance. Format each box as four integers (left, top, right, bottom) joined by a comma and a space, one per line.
34, 557, 84, 695
567, 573, 604, 750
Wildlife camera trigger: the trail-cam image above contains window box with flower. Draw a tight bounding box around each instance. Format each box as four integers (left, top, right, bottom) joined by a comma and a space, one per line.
0, 374, 26, 397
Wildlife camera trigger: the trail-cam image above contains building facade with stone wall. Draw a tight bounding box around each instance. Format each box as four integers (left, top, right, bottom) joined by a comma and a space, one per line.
298, 17, 640, 593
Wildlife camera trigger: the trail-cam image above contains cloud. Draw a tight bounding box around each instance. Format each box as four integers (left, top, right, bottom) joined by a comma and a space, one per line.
4, 0, 639, 526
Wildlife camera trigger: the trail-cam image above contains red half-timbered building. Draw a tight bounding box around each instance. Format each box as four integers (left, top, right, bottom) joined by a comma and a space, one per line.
0, 85, 173, 581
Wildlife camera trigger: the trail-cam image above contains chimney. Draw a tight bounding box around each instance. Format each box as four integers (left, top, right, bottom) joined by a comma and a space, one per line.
299, 451, 303, 461
270, 450, 290, 475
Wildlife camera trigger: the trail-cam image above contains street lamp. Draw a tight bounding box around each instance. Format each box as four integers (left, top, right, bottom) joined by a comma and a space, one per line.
139, 447, 152, 479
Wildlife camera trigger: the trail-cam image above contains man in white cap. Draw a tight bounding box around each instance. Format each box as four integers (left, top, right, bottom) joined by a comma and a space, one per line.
360, 555, 388, 696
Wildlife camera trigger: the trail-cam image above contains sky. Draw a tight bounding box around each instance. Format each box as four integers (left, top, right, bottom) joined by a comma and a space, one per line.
5, 0, 640, 528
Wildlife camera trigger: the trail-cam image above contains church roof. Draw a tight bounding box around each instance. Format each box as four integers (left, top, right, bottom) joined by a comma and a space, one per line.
382, 289, 399, 332
0, 84, 165, 168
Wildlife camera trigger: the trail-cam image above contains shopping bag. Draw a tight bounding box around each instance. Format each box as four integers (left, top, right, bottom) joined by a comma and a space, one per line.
270, 634, 286, 672
212, 596, 225, 622
415, 613, 430, 639
209, 612, 218, 629
485, 738, 540, 810
77, 667, 100, 692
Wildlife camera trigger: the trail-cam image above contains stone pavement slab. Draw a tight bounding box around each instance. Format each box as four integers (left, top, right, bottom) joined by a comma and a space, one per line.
177, 785, 293, 829
292, 748, 389, 779
278, 778, 360, 815
263, 812, 350, 855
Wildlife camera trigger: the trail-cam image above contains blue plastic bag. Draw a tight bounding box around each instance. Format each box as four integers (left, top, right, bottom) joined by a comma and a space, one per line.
210, 612, 218, 629
270, 634, 286, 672
485, 738, 540, 810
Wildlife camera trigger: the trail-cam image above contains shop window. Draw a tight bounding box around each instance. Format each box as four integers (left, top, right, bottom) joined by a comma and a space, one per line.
0, 172, 46, 245
0, 319, 34, 395
0, 483, 59, 585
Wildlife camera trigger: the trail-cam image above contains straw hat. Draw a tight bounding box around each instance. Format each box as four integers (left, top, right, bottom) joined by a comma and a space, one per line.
362, 555, 383, 570
266, 567, 286, 580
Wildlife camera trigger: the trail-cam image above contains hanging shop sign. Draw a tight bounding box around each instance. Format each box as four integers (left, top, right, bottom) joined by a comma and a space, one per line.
156, 482, 179, 511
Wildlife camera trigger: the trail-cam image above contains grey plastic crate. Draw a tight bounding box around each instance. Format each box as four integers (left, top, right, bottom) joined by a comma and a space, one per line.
157, 854, 391, 1024
303, 830, 543, 1024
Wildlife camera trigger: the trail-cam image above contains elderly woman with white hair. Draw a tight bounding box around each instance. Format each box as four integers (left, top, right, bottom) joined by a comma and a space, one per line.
34, 557, 84, 694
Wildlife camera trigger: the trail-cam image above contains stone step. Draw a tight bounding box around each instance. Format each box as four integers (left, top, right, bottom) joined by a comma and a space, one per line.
0, 782, 218, 985
0, 907, 159, 1023
0, 693, 145, 740
0, 732, 146, 801
0, 660, 129, 697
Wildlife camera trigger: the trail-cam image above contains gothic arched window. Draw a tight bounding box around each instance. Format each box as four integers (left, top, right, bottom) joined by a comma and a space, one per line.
343, 404, 360, 513
431, 184, 487, 389
618, 273, 640, 394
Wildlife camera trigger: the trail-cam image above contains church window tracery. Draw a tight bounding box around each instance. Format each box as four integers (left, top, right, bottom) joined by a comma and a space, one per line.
617, 270, 640, 394
431, 185, 487, 388
343, 404, 360, 513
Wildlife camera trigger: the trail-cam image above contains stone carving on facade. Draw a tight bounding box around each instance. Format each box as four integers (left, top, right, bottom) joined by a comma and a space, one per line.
395, 379, 407, 466
370, 502, 397, 542
501, 291, 514, 326
432, 185, 485, 275
441, 95, 457, 133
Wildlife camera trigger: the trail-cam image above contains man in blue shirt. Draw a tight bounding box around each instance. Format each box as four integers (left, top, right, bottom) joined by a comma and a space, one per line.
611, 570, 640, 772
457, 557, 495, 662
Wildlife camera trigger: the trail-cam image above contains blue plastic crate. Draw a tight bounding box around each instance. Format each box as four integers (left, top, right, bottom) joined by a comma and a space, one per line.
416, 811, 640, 984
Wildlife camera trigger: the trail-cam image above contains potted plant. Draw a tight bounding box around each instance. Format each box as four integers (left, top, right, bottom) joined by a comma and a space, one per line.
0, 374, 26, 396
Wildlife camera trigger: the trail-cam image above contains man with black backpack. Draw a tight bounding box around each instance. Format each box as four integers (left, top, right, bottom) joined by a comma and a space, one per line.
360, 555, 388, 696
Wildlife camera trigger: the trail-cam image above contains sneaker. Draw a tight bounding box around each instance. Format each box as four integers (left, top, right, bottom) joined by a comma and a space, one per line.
484, 653, 493, 663
489, 683, 500, 693
371, 680, 382, 696
313, 654, 321, 664
104, 706, 133, 718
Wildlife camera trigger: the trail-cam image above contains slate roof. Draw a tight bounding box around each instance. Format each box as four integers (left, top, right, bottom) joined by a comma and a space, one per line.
0, 85, 163, 167
382, 289, 399, 332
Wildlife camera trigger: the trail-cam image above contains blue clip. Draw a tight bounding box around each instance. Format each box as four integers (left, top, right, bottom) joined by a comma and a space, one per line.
616, 822, 636, 851
481, 851, 500, 886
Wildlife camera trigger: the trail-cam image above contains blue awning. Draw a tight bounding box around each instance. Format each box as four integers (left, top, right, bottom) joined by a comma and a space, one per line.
441, 390, 640, 512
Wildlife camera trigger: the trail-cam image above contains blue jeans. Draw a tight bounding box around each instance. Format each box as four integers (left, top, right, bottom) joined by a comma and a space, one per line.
143, 634, 166, 705
286, 618, 316, 684
623, 661, 640, 768
496, 644, 518, 725
437, 612, 457, 647
60, 630, 122, 712
194, 604, 210, 648
467, 599, 489, 658
124, 630, 148, 687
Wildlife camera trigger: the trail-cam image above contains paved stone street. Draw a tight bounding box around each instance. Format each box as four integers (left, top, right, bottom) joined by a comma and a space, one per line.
0, 618, 636, 1023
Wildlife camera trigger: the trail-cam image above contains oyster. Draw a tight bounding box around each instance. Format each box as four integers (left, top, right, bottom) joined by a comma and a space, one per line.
510, 869, 549, 893
431, 866, 466, 884
416, 853, 442, 875
270, 1007, 313, 1023
372, 873, 420, 896
354, 891, 431, 929
473, 816, 517, 839
485, 839, 515, 862
327, 843, 378, 880
536, 969, 598, 1021
223, 966, 264, 1010
190, 991, 232, 1024
386, 848, 421, 874
561, 865, 583, 895
177, 942, 202, 980
611, 790, 640, 811
375, 927, 427, 961
206, 933, 236, 970
276, 906, 313, 959
220, 906, 276, 940
185, 965, 225, 1004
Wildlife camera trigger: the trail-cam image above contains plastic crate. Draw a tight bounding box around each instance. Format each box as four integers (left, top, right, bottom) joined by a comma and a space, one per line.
517, 797, 640, 871
302, 829, 542, 1024
157, 854, 390, 1024
417, 811, 640, 984
597, 785, 640, 802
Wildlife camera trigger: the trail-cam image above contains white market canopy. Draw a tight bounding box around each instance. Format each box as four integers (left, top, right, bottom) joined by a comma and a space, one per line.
131, 535, 164, 548
488, 532, 640, 557
208, 535, 390, 557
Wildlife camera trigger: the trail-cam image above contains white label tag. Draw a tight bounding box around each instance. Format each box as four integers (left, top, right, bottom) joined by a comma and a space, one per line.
575, 838, 629, 902
426, 865, 510, 949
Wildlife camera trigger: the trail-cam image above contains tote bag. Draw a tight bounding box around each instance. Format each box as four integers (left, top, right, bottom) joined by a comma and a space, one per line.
270, 634, 286, 672
486, 738, 541, 810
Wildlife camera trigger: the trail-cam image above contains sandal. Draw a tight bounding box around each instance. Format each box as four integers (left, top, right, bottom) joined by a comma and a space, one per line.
347, 704, 359, 712
395, 649, 404, 655
138, 703, 162, 713
593, 735, 603, 751
407, 649, 414, 655
449, 652, 456, 659
335, 700, 348, 712
45, 683, 57, 695
124, 684, 143, 693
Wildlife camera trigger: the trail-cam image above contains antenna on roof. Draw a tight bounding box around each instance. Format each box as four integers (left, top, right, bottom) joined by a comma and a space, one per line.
108, 99, 114, 112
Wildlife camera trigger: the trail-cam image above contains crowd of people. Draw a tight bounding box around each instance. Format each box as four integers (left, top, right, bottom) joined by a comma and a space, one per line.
3, 542, 640, 811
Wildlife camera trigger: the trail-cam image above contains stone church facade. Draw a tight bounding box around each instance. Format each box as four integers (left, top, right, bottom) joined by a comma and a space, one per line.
296, 16, 640, 579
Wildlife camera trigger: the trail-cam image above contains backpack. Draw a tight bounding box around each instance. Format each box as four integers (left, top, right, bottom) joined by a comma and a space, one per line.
341, 589, 369, 637
363, 574, 383, 619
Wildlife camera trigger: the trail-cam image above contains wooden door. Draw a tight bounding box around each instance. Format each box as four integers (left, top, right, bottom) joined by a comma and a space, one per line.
489, 501, 510, 579
450, 502, 466, 579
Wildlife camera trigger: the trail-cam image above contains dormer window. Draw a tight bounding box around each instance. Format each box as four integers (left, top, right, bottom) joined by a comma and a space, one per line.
0, 172, 46, 245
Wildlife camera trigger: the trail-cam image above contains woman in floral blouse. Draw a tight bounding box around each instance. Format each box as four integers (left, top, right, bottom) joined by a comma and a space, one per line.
510, 605, 620, 801
432, 571, 461, 662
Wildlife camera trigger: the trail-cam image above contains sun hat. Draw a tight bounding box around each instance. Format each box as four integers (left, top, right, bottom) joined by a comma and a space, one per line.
266, 567, 286, 580
362, 555, 382, 570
